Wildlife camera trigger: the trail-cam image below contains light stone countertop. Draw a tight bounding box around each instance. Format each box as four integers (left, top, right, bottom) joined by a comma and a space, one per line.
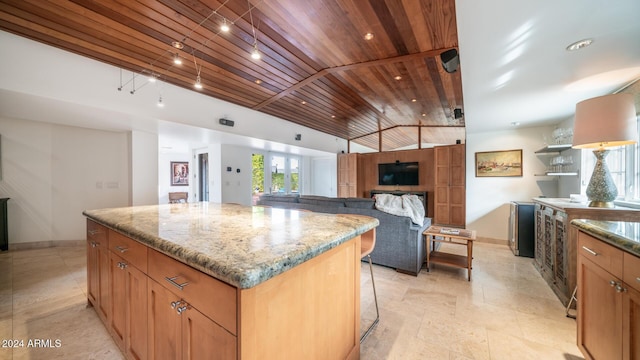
571, 219, 640, 257
83, 202, 379, 289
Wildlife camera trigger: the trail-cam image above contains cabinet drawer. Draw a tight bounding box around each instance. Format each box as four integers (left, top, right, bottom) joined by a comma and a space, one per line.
577, 231, 623, 278
87, 219, 108, 248
148, 249, 237, 335
624, 252, 640, 292
108, 230, 148, 272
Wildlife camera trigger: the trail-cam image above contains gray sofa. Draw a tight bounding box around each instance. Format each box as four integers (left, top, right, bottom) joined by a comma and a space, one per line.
257, 194, 432, 275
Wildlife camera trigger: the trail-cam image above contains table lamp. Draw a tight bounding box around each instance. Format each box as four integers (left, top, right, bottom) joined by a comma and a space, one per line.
572, 93, 638, 208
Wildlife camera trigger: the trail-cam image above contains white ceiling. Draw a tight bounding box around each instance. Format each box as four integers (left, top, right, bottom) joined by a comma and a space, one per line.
457, 0, 640, 134
1, 0, 639, 152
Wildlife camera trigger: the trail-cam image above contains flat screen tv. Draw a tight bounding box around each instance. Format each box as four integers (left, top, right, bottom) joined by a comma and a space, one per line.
378, 162, 419, 186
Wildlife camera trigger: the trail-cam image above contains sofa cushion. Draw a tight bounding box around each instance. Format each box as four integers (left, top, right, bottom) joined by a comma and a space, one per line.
344, 198, 375, 209
298, 195, 345, 207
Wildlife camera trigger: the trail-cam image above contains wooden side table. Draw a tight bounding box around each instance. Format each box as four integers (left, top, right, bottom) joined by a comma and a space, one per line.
423, 226, 476, 281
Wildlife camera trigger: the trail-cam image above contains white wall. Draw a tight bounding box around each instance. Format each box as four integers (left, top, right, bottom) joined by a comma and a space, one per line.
466, 125, 557, 241
0, 117, 130, 245
131, 130, 159, 206
310, 157, 337, 197
220, 145, 254, 205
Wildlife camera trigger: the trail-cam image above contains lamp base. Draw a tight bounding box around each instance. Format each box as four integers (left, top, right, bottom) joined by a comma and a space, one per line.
585, 149, 618, 208
587, 200, 615, 208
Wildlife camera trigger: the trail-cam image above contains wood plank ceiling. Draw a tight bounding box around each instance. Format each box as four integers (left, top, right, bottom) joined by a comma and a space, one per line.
0, 0, 464, 151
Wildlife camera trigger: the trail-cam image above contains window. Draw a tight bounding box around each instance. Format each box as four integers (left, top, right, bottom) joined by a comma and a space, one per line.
580, 114, 640, 205
252, 152, 302, 196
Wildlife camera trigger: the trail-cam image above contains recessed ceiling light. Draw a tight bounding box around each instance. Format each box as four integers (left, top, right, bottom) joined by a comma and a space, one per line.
566, 38, 593, 51
364, 33, 374, 41
171, 41, 184, 49
394, 75, 402, 80
255, 79, 262, 84
422, 113, 426, 117
301, 101, 307, 105
411, 99, 417, 102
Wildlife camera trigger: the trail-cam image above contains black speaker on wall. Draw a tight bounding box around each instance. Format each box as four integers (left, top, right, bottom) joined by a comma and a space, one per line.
440, 49, 459, 73
454, 108, 463, 119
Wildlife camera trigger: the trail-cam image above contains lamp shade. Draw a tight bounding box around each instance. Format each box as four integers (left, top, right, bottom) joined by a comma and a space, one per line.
572, 93, 638, 149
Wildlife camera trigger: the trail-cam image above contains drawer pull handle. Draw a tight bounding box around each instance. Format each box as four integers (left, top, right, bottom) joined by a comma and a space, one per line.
610, 280, 617, 287
615, 284, 627, 293
88, 229, 102, 236
581, 246, 598, 256
90, 241, 99, 248
165, 276, 189, 291
115, 246, 129, 253
117, 262, 128, 270
636, 277, 640, 283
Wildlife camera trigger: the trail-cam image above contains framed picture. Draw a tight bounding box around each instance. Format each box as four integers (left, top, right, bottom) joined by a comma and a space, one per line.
171, 161, 189, 186
475, 149, 523, 177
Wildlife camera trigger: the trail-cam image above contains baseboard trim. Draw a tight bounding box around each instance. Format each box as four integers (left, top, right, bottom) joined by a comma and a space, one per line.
474, 236, 508, 246
9, 239, 84, 251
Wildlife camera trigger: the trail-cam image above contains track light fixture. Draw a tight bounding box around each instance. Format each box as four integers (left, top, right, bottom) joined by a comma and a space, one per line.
248, 0, 261, 60
194, 75, 203, 89
157, 96, 164, 108
173, 53, 182, 65
251, 43, 261, 60
220, 18, 230, 32
148, 73, 157, 83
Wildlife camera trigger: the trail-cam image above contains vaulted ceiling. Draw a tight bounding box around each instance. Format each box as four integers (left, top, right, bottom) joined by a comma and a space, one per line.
0, 0, 464, 151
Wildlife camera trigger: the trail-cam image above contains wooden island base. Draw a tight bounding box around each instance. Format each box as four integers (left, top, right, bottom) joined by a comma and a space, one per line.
87, 218, 370, 360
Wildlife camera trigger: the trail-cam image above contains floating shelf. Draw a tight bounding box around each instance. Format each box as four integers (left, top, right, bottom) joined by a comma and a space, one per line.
535, 172, 579, 177
535, 144, 572, 154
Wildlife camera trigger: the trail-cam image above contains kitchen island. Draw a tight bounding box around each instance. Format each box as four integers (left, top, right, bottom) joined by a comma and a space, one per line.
83, 202, 379, 360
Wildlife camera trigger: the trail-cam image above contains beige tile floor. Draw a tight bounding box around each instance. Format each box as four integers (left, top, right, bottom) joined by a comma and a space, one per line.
0, 242, 583, 360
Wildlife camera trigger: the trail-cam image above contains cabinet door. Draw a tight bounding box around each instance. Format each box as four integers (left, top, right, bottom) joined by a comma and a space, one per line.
110, 252, 127, 350
182, 306, 236, 360
434, 146, 451, 225
434, 145, 465, 226
98, 246, 110, 323
554, 213, 568, 293
577, 255, 623, 360
542, 209, 554, 275
126, 264, 148, 360
623, 285, 640, 360
337, 153, 358, 198
534, 206, 544, 269
148, 279, 182, 360
87, 240, 99, 306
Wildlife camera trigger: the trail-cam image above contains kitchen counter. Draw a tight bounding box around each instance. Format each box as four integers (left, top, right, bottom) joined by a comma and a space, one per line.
83, 202, 379, 289
571, 219, 640, 257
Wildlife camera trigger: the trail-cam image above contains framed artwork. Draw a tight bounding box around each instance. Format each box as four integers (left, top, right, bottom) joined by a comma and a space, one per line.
171, 161, 189, 186
475, 149, 523, 177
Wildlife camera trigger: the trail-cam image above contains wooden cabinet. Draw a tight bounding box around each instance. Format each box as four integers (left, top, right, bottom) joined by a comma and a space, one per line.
86, 219, 110, 324
623, 252, 640, 360
108, 231, 148, 360
338, 153, 360, 198
533, 204, 569, 296
147, 249, 237, 360
87, 220, 366, 360
577, 230, 640, 360
533, 198, 640, 307
434, 144, 465, 226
